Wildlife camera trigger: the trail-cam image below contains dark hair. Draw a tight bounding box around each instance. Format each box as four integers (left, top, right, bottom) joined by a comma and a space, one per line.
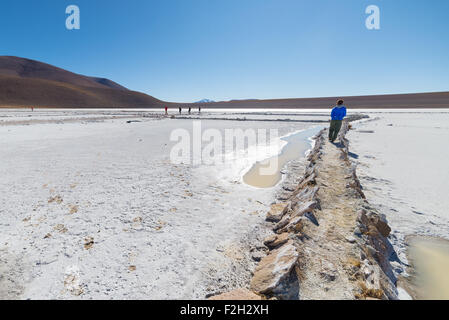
337, 99, 344, 105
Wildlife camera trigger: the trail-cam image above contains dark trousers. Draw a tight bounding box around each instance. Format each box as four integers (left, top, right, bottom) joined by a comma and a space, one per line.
329, 120, 342, 142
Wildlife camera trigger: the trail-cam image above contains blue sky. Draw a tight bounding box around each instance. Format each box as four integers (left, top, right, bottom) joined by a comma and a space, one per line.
1, 0, 448, 102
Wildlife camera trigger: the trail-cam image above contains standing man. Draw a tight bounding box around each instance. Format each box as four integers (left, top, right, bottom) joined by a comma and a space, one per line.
179, 107, 182, 114
165, 106, 168, 115
329, 99, 347, 142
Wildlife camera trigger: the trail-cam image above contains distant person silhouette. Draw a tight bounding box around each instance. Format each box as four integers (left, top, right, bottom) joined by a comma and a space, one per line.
199, 107, 201, 113
179, 107, 182, 114
188, 107, 191, 114
329, 99, 347, 143
165, 106, 168, 115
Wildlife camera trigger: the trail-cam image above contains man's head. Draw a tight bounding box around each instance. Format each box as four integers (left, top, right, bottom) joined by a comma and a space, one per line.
337, 99, 344, 106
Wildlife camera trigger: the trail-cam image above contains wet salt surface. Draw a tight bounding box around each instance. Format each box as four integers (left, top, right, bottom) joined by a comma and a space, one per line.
243, 127, 322, 188
409, 237, 449, 299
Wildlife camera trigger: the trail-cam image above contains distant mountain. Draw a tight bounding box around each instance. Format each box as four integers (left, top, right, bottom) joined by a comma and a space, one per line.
0, 56, 165, 108
202, 92, 449, 109
2, 56, 447, 109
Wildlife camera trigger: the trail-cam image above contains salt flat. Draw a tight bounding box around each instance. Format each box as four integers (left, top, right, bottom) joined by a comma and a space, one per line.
0, 110, 319, 299
348, 111, 449, 298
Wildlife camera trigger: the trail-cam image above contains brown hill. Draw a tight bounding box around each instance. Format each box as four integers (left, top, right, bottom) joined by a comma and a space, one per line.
0, 56, 165, 108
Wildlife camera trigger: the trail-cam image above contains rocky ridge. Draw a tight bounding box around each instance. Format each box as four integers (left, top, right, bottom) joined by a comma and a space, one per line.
211, 117, 398, 300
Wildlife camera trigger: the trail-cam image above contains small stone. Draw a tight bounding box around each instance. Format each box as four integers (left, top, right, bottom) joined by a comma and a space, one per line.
54, 224, 68, 234
265, 233, 289, 249
277, 192, 291, 201
84, 237, 94, 250
371, 213, 391, 237
251, 251, 265, 262
345, 236, 357, 244
263, 234, 277, 245
283, 216, 306, 233
266, 203, 289, 222
69, 205, 79, 214
297, 174, 317, 190
273, 215, 290, 232
354, 227, 362, 237
48, 195, 63, 204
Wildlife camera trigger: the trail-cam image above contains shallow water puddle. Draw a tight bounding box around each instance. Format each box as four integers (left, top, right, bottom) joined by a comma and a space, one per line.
409, 237, 449, 299
243, 127, 322, 188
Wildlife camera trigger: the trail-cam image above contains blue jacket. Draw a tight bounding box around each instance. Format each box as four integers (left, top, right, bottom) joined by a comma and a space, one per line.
331, 106, 347, 121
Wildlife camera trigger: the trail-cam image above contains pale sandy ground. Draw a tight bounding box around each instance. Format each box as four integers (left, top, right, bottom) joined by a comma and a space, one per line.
348, 111, 449, 299
0, 110, 321, 299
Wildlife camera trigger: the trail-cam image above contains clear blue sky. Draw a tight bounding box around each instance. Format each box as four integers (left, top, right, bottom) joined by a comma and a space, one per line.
1, 0, 448, 102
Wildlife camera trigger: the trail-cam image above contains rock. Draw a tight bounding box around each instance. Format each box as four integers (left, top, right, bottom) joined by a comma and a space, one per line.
282, 184, 296, 192
54, 224, 68, 234
291, 200, 318, 218
296, 186, 319, 203
358, 210, 391, 238
64, 265, 84, 296
281, 216, 307, 234
48, 195, 63, 204
208, 288, 263, 300
304, 211, 319, 226
361, 260, 381, 288
368, 213, 391, 237
345, 236, 357, 244
357, 210, 370, 226
266, 203, 289, 222
84, 237, 94, 250
265, 233, 289, 249
277, 192, 291, 201
303, 165, 316, 179
251, 251, 265, 262
296, 173, 317, 191
263, 234, 278, 246
307, 151, 322, 163
250, 242, 299, 294
366, 245, 377, 257
273, 215, 290, 232
354, 227, 362, 237
319, 261, 338, 282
